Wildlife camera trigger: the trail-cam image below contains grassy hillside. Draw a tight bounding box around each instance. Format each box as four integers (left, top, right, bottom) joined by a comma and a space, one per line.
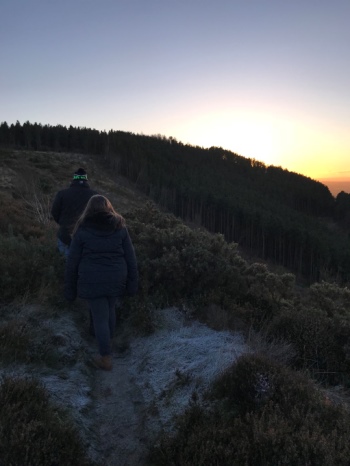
3, 121, 350, 283
1, 148, 350, 465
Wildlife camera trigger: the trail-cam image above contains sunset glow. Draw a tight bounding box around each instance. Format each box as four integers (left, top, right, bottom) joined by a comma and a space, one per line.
1, 0, 349, 191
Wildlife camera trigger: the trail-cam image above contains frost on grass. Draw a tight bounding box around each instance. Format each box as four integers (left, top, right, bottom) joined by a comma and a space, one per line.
0, 309, 94, 451
129, 307, 248, 432
0, 305, 248, 462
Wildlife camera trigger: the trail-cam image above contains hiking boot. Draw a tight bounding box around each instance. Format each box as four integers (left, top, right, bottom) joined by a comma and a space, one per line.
92, 355, 112, 371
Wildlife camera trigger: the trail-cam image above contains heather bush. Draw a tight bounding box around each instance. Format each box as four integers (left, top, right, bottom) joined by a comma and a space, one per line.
0, 231, 64, 303
0, 376, 95, 466
209, 354, 323, 413
149, 355, 350, 465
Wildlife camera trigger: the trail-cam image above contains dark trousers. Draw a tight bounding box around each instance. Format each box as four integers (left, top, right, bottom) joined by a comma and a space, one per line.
87, 297, 118, 356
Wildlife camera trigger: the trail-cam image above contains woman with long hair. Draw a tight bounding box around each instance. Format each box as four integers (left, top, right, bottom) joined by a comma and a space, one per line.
64, 195, 138, 370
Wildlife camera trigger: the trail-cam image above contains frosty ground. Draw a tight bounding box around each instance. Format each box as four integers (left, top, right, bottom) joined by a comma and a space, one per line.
1, 304, 248, 465
93, 306, 247, 465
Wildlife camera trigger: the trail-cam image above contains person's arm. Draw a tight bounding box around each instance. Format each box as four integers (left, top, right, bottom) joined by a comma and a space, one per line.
122, 228, 138, 296
64, 231, 83, 301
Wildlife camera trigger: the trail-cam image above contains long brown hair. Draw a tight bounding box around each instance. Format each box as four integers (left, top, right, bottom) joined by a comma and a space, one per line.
73, 194, 125, 235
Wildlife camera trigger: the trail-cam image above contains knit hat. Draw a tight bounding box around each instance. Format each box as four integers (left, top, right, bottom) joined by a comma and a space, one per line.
73, 168, 88, 181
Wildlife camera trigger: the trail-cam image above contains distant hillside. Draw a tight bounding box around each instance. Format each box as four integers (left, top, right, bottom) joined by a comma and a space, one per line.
1, 120, 350, 283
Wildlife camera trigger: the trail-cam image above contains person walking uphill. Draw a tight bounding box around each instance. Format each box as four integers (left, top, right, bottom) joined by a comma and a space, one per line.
51, 168, 98, 257
64, 195, 138, 371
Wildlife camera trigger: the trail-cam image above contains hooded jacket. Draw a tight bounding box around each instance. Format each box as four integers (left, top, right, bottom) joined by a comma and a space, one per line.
64, 212, 138, 300
51, 180, 98, 245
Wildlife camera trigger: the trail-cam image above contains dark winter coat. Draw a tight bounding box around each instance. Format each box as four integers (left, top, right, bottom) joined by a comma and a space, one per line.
51, 180, 98, 245
64, 212, 138, 301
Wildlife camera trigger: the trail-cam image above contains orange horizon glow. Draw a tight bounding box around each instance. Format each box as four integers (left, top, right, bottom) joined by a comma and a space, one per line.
317, 178, 350, 197
168, 108, 349, 184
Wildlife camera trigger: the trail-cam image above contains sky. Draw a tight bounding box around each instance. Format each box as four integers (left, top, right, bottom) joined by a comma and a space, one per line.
1, 0, 349, 184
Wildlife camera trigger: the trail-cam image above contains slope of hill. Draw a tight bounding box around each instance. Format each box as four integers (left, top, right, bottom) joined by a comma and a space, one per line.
1, 148, 350, 465
0, 149, 250, 464
2, 121, 350, 284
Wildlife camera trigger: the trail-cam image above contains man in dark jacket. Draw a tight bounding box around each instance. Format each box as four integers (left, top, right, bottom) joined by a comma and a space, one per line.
51, 168, 98, 257
51, 168, 99, 336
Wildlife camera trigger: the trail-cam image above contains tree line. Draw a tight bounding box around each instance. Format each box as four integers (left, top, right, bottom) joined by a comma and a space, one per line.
1, 120, 350, 283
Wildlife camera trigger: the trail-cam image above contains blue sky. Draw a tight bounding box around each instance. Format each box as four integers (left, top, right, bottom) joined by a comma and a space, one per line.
1, 0, 349, 180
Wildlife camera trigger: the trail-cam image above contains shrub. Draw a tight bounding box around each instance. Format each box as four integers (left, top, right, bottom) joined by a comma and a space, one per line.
127, 203, 248, 308
308, 281, 350, 318
149, 355, 350, 465
266, 282, 350, 384
0, 310, 74, 368
0, 376, 95, 465
0, 192, 44, 238
126, 203, 303, 337
0, 318, 32, 364
123, 296, 158, 335
209, 354, 323, 414
244, 262, 296, 324
0, 231, 64, 303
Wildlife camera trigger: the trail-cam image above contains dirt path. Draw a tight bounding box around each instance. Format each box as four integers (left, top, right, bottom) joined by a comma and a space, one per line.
85, 308, 248, 465
91, 353, 149, 466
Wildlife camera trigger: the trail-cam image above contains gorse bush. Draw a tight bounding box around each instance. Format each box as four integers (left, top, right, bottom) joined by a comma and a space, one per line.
127, 204, 295, 315
268, 307, 350, 383
245, 262, 295, 322
149, 354, 350, 465
267, 281, 350, 384
0, 376, 95, 466
127, 203, 248, 307
308, 281, 350, 317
